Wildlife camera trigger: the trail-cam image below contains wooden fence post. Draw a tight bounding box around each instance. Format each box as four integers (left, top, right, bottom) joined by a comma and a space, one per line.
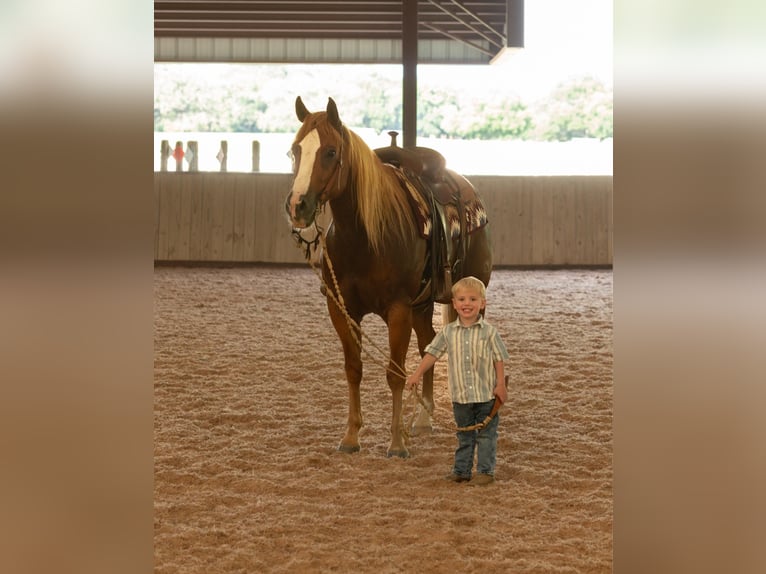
173, 141, 184, 172
252, 140, 260, 172
187, 141, 198, 172
218, 140, 228, 172
160, 140, 170, 172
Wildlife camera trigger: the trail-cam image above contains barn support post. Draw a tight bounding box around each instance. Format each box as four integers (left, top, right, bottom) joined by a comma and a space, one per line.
507, 0, 525, 48
402, 0, 418, 148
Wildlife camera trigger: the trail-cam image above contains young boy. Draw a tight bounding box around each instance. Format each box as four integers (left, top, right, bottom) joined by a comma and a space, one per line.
406, 276, 509, 485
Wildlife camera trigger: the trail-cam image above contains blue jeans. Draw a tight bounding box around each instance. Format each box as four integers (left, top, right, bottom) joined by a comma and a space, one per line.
451, 399, 499, 478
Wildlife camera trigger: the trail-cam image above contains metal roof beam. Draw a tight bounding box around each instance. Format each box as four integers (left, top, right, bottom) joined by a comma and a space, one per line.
421, 22, 494, 57
446, 0, 505, 40
423, 0, 503, 50
153, 0, 514, 63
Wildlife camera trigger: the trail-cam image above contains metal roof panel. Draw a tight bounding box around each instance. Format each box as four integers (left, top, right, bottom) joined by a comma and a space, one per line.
154, 0, 517, 64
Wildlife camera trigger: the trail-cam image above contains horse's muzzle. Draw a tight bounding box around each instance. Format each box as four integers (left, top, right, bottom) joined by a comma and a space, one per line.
285, 190, 318, 229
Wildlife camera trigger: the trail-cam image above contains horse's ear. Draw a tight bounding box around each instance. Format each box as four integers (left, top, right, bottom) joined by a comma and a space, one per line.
296, 96, 310, 122
327, 97, 343, 134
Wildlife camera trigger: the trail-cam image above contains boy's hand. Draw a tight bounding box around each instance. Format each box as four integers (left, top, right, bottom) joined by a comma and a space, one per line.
494, 381, 508, 404
405, 374, 420, 391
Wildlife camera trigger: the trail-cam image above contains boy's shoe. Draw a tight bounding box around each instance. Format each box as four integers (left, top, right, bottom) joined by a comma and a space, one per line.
470, 474, 495, 486
444, 473, 470, 483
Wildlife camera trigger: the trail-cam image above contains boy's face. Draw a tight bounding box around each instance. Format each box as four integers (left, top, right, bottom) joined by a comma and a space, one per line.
452, 287, 486, 322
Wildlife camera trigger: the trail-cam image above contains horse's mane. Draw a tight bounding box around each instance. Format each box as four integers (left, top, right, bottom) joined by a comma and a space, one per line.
344, 128, 417, 256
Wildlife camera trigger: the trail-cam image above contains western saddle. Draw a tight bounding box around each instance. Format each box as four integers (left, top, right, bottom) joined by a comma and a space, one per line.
374, 132, 470, 304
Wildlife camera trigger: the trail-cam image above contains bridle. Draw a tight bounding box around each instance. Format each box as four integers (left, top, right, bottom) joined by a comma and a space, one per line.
289, 128, 343, 258
313, 124, 346, 202
291, 219, 323, 260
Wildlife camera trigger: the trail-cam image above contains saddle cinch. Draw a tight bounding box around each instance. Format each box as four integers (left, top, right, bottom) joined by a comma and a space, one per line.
374, 132, 472, 305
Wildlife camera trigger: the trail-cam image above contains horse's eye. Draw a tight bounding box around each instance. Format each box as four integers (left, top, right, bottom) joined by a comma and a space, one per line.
326, 149, 337, 159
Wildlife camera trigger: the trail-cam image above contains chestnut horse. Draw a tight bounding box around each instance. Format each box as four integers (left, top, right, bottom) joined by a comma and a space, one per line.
285, 97, 491, 457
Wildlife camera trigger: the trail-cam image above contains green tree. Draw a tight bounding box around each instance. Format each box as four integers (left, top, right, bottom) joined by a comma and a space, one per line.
154, 65, 612, 142
456, 97, 533, 139
533, 76, 613, 141
356, 75, 402, 133
417, 88, 461, 138
313, 70, 402, 133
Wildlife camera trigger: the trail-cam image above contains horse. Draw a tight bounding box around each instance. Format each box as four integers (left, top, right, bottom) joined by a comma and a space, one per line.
285, 96, 492, 458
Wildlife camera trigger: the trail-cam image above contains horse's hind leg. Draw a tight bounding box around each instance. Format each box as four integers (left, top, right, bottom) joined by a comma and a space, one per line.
412, 302, 436, 435
327, 301, 363, 454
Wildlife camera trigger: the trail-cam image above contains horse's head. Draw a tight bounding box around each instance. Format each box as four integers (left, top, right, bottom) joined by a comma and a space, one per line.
285, 96, 348, 229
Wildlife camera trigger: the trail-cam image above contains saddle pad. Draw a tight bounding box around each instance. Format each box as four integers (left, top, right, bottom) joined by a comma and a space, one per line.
392, 168, 488, 240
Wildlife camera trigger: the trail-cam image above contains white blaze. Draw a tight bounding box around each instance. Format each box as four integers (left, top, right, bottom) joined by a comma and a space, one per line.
290, 129, 321, 212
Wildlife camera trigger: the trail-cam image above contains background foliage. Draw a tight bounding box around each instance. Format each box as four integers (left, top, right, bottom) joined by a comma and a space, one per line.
154, 64, 612, 141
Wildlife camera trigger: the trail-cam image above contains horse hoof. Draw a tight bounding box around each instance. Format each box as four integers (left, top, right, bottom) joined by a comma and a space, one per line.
386, 448, 410, 459
337, 443, 360, 454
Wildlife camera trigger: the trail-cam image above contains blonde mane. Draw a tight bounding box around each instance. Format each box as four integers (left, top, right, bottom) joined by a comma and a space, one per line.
344, 129, 417, 255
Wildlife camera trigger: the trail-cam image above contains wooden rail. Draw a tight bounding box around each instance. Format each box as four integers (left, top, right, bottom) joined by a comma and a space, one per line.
154, 173, 612, 266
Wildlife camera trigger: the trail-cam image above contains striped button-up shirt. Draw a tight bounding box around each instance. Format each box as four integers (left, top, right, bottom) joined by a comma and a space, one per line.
425, 316, 510, 404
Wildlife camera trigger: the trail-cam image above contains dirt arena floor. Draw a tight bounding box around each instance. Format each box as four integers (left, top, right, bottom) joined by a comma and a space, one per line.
154, 265, 613, 573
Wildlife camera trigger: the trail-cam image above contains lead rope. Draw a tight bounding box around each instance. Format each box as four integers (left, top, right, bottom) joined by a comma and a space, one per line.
291, 225, 406, 379
292, 223, 503, 434
321, 236, 438, 436
292, 226, 433, 427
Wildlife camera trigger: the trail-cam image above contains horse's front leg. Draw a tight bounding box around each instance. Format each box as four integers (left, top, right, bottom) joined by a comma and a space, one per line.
411, 302, 437, 435
385, 302, 414, 458
327, 299, 363, 453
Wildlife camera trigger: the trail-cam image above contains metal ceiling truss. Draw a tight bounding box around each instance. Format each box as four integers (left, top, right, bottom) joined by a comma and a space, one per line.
154, 1, 516, 64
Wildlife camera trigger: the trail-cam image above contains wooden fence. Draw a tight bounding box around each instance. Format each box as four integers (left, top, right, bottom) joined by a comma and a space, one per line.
154, 173, 612, 266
